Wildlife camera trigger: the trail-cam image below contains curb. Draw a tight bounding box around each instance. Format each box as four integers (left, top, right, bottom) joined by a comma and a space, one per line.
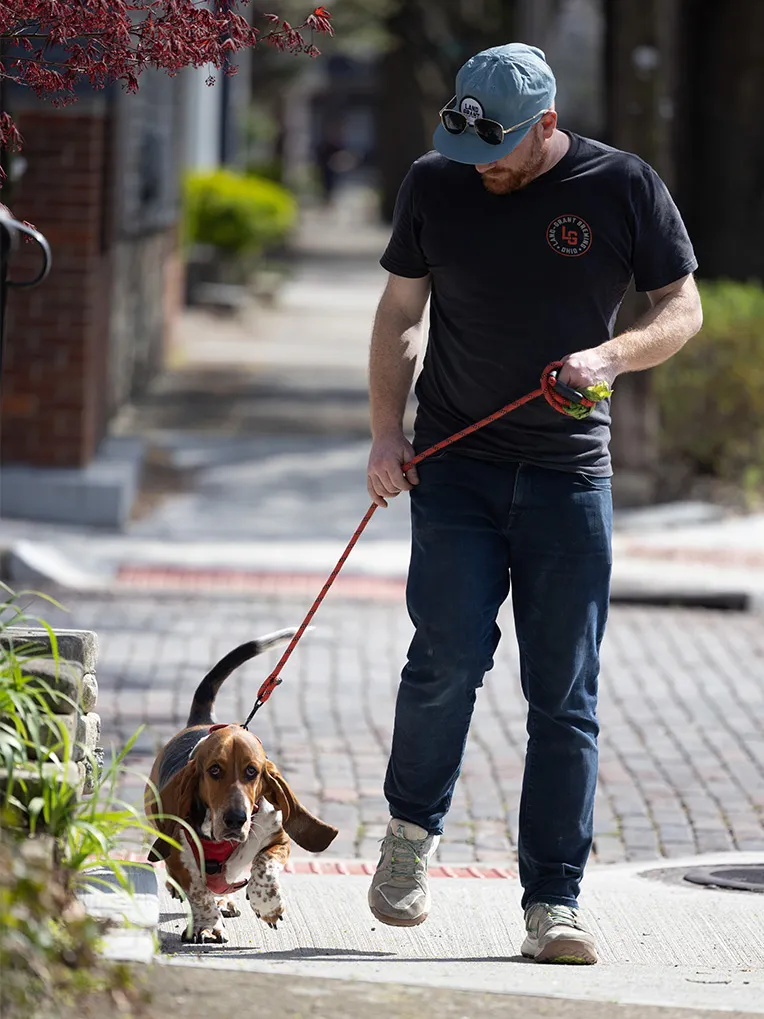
118, 854, 516, 880
3, 538, 760, 612
77, 863, 159, 964
609, 587, 751, 611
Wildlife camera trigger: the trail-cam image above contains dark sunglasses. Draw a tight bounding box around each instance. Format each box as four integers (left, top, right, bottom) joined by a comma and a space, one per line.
439, 97, 551, 147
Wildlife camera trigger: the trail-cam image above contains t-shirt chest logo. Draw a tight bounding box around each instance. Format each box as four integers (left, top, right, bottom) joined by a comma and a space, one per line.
547, 215, 592, 257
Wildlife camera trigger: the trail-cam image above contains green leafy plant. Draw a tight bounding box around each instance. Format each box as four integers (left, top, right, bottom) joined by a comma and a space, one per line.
183, 169, 297, 258
0, 834, 149, 1018
0, 587, 177, 1018
653, 279, 764, 488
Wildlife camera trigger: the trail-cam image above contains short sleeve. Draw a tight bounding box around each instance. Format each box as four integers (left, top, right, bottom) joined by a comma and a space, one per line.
631, 163, 698, 292
380, 166, 429, 279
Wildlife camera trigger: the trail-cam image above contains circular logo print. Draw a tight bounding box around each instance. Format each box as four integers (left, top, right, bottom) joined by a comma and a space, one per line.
459, 95, 484, 124
547, 215, 592, 257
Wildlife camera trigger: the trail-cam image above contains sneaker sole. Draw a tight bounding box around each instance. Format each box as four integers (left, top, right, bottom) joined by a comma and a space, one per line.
369, 904, 429, 928
522, 939, 598, 965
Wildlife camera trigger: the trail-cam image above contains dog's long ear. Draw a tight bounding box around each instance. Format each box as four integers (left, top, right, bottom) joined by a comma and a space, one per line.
146, 761, 200, 861
264, 759, 338, 853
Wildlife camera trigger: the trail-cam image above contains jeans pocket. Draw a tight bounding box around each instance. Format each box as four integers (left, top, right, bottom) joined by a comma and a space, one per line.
574, 472, 612, 491
416, 448, 451, 466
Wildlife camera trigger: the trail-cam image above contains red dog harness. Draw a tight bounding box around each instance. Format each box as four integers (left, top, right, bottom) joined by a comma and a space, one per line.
190, 834, 253, 895
188, 722, 262, 895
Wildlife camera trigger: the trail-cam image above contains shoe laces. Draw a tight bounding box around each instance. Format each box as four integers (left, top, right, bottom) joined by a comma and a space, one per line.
544, 904, 583, 929
380, 832, 425, 879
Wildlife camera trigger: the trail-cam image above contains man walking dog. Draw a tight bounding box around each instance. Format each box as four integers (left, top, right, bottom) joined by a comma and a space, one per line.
366, 43, 702, 963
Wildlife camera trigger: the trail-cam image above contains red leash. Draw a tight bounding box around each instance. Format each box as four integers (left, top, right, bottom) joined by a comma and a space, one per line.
241, 360, 591, 728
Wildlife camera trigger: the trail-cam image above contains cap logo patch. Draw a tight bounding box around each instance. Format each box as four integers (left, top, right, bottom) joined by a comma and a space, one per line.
459, 95, 484, 125
547, 215, 592, 257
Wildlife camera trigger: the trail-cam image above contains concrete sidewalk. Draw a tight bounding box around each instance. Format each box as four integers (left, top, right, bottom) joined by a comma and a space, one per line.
143, 965, 764, 1019
133, 852, 764, 1014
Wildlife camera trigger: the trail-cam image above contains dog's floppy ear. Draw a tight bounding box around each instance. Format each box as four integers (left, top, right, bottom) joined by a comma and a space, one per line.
264, 759, 338, 853
146, 761, 200, 861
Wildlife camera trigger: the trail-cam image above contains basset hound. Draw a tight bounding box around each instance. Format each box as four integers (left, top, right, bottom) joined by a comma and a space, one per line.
144, 630, 338, 943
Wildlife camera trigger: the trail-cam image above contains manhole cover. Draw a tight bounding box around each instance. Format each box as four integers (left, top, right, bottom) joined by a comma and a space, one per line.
684, 865, 764, 893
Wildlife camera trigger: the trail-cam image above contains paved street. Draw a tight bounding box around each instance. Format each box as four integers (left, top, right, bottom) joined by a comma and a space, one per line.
38, 586, 764, 865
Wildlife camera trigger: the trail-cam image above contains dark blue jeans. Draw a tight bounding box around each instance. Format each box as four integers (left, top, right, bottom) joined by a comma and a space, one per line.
384, 453, 612, 909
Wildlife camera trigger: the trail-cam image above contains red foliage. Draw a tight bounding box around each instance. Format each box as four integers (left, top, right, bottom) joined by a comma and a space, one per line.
0, 2, 333, 149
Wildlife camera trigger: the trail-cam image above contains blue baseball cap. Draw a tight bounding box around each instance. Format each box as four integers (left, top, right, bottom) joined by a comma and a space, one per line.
433, 43, 556, 165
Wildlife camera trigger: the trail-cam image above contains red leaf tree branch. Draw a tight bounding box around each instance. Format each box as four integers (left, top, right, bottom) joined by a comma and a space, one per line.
0, 2, 333, 150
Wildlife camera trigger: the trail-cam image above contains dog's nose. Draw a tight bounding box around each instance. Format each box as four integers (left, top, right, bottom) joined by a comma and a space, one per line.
223, 807, 248, 830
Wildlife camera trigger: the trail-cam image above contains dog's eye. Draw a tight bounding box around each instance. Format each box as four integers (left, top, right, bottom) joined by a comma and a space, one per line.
244, 765, 258, 780
208, 764, 222, 779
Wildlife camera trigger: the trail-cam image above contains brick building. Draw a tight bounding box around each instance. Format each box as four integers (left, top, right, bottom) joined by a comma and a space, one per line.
0, 73, 184, 527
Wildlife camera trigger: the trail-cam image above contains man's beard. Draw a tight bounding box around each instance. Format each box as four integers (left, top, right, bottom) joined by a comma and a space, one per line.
480, 132, 546, 195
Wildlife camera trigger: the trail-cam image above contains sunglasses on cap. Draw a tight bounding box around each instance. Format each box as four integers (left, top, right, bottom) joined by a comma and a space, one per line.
439, 98, 551, 147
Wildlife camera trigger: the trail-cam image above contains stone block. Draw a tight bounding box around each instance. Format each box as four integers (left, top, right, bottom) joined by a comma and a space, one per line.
2, 657, 89, 713
0, 760, 86, 804
0, 628, 99, 673
80, 711, 101, 749
80, 674, 98, 712
82, 744, 105, 797
32, 711, 101, 763
0, 437, 144, 529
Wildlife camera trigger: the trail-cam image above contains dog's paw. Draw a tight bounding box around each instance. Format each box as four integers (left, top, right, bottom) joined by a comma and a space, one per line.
182, 921, 228, 944
247, 860, 285, 930
217, 895, 241, 918
253, 906, 283, 929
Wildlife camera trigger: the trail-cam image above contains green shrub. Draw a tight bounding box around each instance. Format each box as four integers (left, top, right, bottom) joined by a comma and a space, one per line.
183, 169, 297, 257
653, 279, 764, 484
0, 588, 161, 1018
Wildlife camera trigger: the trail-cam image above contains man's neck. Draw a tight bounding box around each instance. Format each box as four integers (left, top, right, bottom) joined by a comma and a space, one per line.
536, 129, 571, 181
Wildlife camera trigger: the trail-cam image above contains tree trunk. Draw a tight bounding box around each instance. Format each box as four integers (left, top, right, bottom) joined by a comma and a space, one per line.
675, 0, 764, 281
377, 0, 519, 221
603, 0, 683, 505
376, 6, 432, 222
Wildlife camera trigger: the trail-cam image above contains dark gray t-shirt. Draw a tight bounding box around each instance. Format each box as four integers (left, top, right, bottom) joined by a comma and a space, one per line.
380, 133, 698, 475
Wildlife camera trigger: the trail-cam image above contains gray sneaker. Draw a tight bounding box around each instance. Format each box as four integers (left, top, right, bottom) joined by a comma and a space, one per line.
368, 818, 440, 927
521, 903, 598, 964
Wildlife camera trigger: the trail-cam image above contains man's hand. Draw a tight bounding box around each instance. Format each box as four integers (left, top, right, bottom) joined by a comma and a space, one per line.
367, 431, 420, 508
558, 346, 619, 391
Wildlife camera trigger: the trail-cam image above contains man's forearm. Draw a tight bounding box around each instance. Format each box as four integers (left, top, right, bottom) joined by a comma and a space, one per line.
369, 302, 422, 437
600, 277, 703, 377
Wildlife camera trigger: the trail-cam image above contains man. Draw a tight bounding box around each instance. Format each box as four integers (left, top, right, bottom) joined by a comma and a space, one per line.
366, 43, 702, 964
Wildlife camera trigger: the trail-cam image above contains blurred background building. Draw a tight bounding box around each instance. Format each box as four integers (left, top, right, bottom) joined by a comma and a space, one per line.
1, 0, 762, 526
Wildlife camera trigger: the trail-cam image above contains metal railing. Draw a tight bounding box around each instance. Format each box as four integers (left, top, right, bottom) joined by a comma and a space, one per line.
0, 208, 52, 376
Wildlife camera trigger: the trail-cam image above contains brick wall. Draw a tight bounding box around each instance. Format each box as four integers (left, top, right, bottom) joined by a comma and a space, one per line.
1, 78, 183, 472
2, 110, 111, 468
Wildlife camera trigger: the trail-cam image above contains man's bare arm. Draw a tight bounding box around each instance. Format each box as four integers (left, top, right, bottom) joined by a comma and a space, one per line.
560, 274, 703, 389
367, 272, 431, 507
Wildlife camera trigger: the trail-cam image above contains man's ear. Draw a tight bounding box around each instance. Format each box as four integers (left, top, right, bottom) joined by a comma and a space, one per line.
263, 759, 338, 853
146, 761, 202, 860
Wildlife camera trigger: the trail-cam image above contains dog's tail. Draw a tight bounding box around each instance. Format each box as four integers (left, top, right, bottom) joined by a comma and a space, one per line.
186, 629, 297, 727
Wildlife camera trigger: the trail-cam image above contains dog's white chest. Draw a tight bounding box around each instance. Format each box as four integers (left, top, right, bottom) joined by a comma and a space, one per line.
224, 797, 282, 885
